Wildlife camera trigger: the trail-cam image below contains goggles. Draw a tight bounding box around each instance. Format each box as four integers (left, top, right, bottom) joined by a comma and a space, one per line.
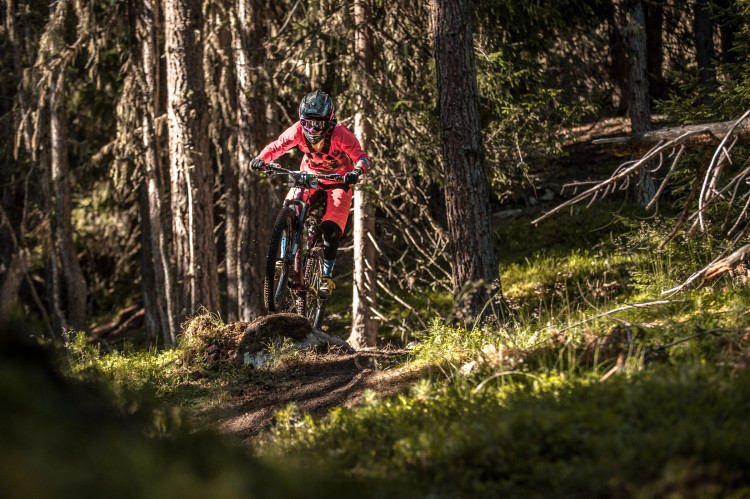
300, 118, 328, 133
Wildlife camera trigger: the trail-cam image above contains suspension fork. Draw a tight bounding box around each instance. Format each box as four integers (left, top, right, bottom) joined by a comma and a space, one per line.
283, 197, 310, 291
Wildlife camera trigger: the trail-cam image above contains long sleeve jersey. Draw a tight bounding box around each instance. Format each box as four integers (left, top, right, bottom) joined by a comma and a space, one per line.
258, 121, 370, 184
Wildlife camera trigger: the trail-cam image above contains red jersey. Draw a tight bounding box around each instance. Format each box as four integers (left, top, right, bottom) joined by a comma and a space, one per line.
258, 122, 370, 184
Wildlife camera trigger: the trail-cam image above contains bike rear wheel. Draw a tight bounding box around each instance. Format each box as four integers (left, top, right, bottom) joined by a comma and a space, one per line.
264, 206, 298, 312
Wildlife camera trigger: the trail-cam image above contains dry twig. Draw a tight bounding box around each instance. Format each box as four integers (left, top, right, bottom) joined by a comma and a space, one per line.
534, 110, 750, 294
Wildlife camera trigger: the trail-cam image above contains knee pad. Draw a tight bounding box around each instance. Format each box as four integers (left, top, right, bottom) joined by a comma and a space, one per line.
321, 221, 342, 260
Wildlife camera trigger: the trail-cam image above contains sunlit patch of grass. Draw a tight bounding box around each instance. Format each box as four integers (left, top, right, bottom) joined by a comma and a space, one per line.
61, 316, 244, 411
407, 319, 498, 368
63, 330, 190, 395
502, 249, 635, 301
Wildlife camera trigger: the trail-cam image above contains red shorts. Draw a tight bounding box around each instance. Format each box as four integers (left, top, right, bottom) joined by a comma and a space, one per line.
285, 185, 352, 232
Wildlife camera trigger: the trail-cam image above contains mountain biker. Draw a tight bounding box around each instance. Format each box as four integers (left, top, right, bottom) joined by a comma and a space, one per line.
250, 90, 371, 295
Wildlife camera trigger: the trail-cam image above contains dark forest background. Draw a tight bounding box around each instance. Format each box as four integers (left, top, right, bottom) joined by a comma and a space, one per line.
6, 2, 750, 496
2, 0, 749, 345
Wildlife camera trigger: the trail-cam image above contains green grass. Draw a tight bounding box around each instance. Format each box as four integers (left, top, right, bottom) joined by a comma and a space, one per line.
55, 199, 750, 497
260, 365, 750, 497
255, 201, 750, 496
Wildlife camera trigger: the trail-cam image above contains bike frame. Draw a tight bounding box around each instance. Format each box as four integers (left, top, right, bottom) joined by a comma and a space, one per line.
266, 163, 341, 293
283, 195, 310, 292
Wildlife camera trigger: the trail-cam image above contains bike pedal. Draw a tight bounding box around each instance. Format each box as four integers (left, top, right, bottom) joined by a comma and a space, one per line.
309, 286, 331, 299
318, 277, 335, 299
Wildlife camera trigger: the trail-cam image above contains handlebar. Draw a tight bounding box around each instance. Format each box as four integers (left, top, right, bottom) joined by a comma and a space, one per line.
262, 162, 344, 183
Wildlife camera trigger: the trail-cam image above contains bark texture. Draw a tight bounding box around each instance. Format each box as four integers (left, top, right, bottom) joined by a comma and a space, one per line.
610, 0, 630, 112
431, 0, 500, 323
135, 0, 178, 343
165, 0, 220, 321
48, 1, 88, 331
234, 0, 269, 321
624, 0, 655, 206
349, 0, 378, 349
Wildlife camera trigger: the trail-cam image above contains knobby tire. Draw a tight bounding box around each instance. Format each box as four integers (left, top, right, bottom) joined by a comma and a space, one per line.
302, 251, 326, 328
264, 207, 297, 313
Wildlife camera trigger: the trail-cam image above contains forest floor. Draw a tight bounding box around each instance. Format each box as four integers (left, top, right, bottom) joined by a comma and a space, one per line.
192, 348, 428, 444
92, 115, 640, 444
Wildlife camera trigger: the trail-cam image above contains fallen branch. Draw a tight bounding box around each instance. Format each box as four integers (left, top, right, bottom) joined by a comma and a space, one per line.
592, 114, 750, 154
703, 243, 750, 281
532, 138, 675, 225
662, 222, 750, 295
535, 110, 750, 295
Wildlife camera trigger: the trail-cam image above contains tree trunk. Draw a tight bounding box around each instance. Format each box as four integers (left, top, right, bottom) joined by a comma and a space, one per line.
624, 0, 655, 206
431, 0, 500, 324
234, 0, 269, 321
225, 152, 240, 322
695, 0, 716, 94
138, 184, 160, 338
645, 0, 665, 100
165, 0, 220, 323
48, 0, 88, 331
133, 0, 179, 344
203, 0, 239, 322
610, 0, 630, 113
349, 0, 378, 349
50, 74, 88, 332
212, 3, 239, 323
625, 0, 649, 133
5, 0, 60, 332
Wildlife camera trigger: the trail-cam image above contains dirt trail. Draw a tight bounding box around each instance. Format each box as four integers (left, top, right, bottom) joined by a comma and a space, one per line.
195, 349, 422, 443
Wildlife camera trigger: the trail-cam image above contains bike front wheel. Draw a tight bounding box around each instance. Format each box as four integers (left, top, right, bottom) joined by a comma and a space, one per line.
264, 206, 298, 313
301, 252, 326, 328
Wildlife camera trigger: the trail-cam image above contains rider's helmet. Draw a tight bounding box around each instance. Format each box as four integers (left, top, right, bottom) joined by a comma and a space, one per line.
299, 90, 335, 144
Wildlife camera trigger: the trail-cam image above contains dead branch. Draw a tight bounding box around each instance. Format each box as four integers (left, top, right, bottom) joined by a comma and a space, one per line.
532, 137, 679, 225
592, 112, 750, 155
534, 110, 750, 295
657, 149, 711, 250
703, 243, 750, 281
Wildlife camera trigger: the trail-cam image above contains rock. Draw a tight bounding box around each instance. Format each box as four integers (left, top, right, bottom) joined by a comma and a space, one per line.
492, 208, 523, 228
236, 313, 355, 368
540, 188, 555, 201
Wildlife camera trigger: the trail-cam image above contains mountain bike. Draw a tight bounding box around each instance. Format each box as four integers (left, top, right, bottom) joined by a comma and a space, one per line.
260, 162, 343, 328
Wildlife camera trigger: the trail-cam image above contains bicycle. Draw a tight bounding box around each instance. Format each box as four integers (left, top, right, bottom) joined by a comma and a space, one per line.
259, 162, 344, 328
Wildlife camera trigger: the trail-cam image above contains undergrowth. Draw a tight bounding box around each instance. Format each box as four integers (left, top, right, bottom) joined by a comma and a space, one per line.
256, 202, 750, 496
57, 199, 750, 496
261, 365, 750, 497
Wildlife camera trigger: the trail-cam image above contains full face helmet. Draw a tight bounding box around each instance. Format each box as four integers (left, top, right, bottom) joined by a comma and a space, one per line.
299, 90, 335, 144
